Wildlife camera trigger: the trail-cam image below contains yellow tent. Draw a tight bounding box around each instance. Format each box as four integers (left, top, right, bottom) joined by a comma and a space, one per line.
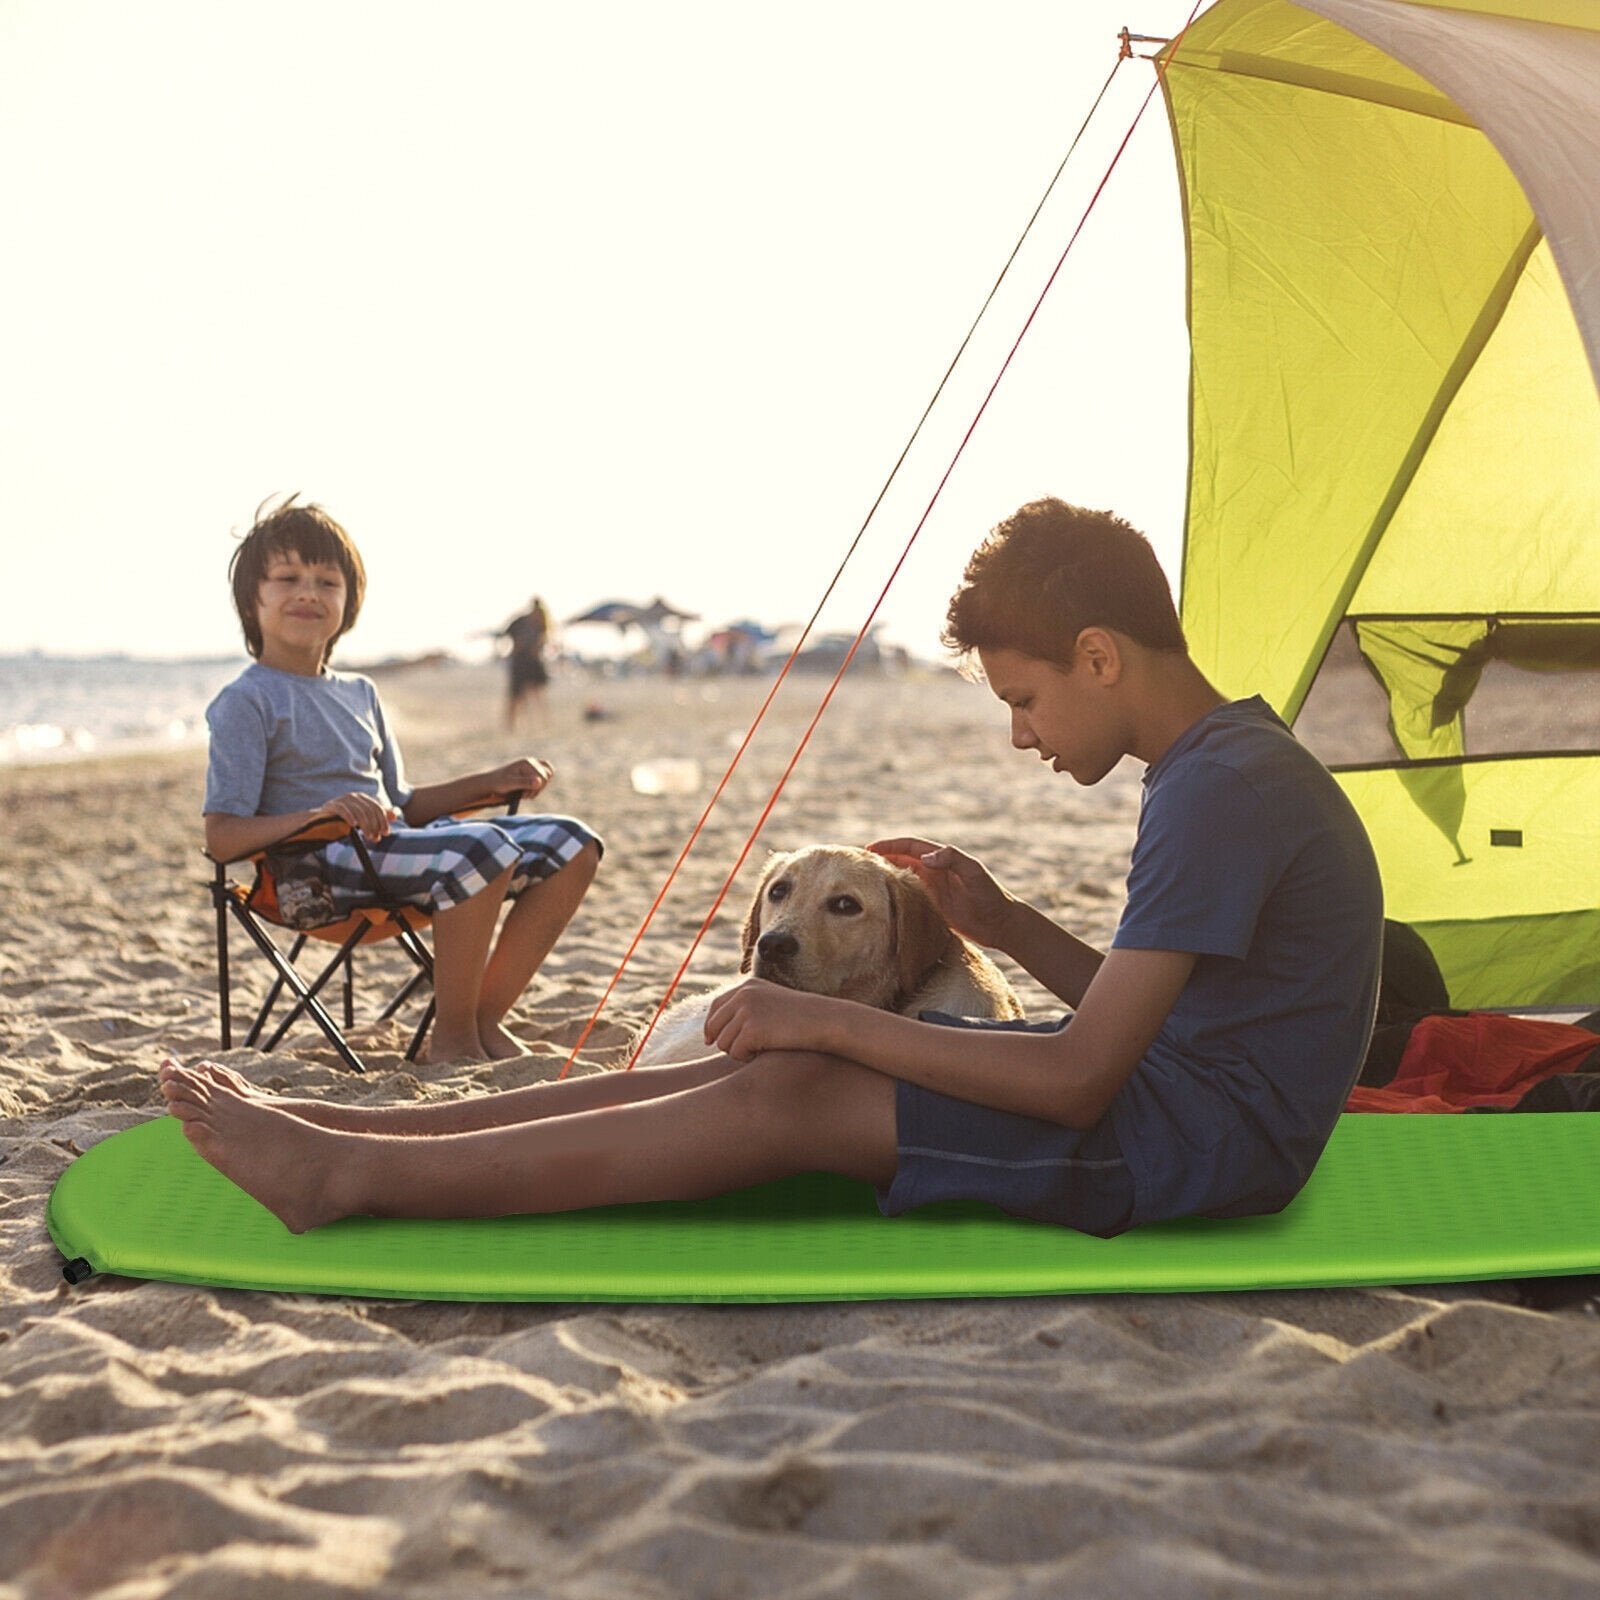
1162, 0, 1600, 1007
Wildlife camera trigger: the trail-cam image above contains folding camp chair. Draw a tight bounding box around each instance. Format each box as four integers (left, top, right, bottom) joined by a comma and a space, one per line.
207, 797, 523, 1073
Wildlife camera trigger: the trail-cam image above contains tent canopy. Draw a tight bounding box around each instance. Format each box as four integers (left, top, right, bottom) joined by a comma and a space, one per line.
1162, 0, 1600, 1008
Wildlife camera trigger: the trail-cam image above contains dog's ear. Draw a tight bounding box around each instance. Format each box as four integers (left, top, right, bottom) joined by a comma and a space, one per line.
889, 866, 954, 1002
741, 851, 786, 973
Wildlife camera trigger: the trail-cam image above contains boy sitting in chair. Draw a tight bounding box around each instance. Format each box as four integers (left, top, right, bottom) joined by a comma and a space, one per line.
166, 498, 1380, 1236
203, 495, 602, 1065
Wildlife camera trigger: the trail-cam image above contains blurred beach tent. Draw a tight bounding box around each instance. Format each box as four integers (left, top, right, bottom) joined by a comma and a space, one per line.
704, 619, 777, 673
1161, 0, 1600, 1009
720, 618, 777, 645
791, 623, 889, 674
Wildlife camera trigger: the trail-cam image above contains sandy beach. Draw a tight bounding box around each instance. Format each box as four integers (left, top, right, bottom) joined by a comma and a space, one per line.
3, 660, 1598, 1599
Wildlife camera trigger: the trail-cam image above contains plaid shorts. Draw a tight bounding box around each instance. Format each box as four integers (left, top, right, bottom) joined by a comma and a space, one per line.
319, 813, 600, 914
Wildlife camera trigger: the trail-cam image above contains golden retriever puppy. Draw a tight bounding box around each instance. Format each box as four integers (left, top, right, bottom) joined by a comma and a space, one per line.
635, 845, 1022, 1066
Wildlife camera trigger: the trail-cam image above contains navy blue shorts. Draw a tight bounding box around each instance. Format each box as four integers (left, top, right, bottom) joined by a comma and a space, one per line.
876, 1014, 1136, 1238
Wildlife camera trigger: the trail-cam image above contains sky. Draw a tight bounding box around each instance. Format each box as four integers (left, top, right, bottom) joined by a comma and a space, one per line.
0, 0, 1204, 666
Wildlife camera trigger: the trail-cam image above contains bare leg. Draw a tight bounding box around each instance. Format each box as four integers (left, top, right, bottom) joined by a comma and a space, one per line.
475, 840, 600, 1059
164, 1051, 744, 1135
425, 863, 516, 1063
159, 1051, 897, 1233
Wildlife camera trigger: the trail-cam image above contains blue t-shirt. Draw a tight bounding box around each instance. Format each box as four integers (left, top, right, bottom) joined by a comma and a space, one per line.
203, 662, 414, 819
1108, 696, 1383, 1226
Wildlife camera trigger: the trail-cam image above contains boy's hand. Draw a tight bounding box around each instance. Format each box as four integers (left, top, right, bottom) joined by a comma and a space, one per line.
493, 757, 553, 801
317, 792, 397, 842
869, 836, 1015, 950
704, 978, 841, 1062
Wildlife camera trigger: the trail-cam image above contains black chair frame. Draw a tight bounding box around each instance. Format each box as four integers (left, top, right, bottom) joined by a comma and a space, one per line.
208, 794, 526, 1074
210, 826, 437, 1074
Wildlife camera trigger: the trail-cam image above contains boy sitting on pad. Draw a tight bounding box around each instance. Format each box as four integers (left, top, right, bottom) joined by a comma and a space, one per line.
204, 495, 602, 1066
164, 498, 1382, 1237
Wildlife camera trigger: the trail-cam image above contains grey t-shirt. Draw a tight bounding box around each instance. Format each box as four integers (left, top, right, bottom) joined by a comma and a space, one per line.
1109, 696, 1384, 1227
203, 661, 414, 818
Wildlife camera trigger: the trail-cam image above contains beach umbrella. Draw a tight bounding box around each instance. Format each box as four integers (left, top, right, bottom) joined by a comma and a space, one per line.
566, 598, 701, 632
1162, 0, 1600, 1008
636, 596, 700, 628
565, 600, 647, 630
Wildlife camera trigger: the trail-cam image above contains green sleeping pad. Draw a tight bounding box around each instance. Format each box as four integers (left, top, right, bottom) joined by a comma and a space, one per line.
47, 1111, 1600, 1302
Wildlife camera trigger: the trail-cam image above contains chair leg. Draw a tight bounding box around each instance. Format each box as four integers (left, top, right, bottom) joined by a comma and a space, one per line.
378, 911, 436, 1059
377, 968, 430, 1023
208, 882, 444, 1075
262, 925, 368, 1054
392, 918, 435, 981
406, 999, 436, 1063
225, 903, 367, 1074
212, 873, 233, 1050
247, 932, 307, 1048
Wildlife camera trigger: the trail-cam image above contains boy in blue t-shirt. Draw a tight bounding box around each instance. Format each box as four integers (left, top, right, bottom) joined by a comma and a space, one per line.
203, 496, 601, 1066
162, 499, 1381, 1238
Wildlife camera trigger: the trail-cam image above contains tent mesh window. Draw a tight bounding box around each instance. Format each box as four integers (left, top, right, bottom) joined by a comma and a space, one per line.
1294, 618, 1600, 1013
1297, 617, 1600, 767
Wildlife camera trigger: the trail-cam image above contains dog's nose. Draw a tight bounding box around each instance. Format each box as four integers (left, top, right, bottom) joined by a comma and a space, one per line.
756, 930, 798, 961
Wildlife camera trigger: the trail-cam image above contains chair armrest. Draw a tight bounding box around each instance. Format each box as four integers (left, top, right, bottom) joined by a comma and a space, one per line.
206, 815, 389, 916
454, 788, 528, 818
205, 790, 524, 877
204, 814, 359, 868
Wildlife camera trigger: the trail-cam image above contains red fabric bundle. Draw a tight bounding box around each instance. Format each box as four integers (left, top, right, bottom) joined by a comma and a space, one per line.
1346, 1014, 1600, 1114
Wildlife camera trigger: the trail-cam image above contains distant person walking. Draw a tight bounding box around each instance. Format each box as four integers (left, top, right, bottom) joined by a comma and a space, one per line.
501, 596, 552, 731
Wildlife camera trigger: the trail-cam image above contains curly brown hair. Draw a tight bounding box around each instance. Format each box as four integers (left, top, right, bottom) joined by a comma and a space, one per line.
229, 494, 367, 666
944, 498, 1184, 671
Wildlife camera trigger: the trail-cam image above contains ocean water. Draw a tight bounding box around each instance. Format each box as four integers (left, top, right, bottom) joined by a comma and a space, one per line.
0, 653, 246, 766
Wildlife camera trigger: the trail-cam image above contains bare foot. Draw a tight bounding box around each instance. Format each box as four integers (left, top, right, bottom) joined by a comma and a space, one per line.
158, 1057, 353, 1129
161, 1057, 264, 1099
159, 1064, 359, 1233
422, 1029, 487, 1067
478, 1021, 530, 1062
